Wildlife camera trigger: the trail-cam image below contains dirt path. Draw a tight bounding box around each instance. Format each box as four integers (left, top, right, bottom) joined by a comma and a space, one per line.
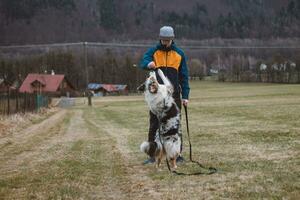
0, 110, 69, 186
86, 110, 162, 199
0, 109, 66, 147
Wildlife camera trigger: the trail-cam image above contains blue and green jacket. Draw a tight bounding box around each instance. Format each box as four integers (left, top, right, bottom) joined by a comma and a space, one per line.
140, 42, 190, 100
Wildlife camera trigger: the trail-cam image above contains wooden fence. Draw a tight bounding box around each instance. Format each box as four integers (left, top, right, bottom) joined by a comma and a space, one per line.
0, 90, 50, 115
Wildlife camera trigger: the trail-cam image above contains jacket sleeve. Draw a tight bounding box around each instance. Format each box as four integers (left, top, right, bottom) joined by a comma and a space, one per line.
179, 53, 190, 100
139, 47, 156, 70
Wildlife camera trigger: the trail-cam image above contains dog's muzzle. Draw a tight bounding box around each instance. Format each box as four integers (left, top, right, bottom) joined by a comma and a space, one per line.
148, 80, 158, 93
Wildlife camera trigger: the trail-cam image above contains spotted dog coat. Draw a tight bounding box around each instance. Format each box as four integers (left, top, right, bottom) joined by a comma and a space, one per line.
140, 69, 181, 169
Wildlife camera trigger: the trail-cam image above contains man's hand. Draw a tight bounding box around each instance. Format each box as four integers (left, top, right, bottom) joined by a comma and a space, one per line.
147, 61, 156, 69
182, 99, 189, 107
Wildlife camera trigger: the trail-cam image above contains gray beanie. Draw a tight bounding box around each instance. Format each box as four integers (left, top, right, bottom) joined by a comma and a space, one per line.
159, 26, 175, 39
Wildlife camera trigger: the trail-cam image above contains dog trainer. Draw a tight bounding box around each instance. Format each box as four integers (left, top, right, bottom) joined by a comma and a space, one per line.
139, 26, 190, 164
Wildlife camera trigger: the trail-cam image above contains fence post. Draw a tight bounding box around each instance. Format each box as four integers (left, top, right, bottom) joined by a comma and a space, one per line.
7, 87, 10, 115
24, 93, 27, 113
88, 95, 92, 106
16, 91, 19, 113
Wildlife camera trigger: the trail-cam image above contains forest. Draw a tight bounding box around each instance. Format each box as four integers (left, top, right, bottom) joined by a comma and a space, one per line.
1, 0, 300, 44
0, 0, 300, 92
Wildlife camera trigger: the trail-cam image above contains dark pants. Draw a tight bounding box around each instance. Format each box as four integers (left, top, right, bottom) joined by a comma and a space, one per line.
148, 97, 182, 157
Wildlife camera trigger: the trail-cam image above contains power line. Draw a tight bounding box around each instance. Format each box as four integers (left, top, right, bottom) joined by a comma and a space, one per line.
0, 42, 300, 50
0, 42, 83, 49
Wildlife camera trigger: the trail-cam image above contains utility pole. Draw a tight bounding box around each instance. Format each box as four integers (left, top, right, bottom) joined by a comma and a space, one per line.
133, 64, 138, 89
84, 42, 89, 87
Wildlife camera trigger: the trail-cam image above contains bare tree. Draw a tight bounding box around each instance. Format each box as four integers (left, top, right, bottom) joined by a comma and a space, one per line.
189, 58, 205, 80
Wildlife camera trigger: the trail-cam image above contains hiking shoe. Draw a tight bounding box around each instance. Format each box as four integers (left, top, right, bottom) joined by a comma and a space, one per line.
143, 157, 155, 165
176, 156, 185, 163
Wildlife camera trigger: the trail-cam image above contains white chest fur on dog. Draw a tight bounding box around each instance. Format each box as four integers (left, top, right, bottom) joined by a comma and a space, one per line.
140, 69, 181, 169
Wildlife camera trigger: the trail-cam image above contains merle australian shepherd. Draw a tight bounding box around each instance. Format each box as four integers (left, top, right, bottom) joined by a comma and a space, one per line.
139, 69, 181, 169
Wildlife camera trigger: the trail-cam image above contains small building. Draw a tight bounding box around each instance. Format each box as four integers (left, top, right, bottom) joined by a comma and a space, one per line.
0, 79, 19, 93
0, 79, 10, 93
87, 83, 128, 96
19, 74, 75, 96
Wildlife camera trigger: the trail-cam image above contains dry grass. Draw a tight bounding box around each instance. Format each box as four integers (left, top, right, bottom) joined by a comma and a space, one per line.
0, 107, 59, 138
0, 81, 299, 199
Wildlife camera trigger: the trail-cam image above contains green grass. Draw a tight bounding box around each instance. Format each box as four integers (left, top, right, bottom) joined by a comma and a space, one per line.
0, 80, 299, 199
90, 80, 300, 199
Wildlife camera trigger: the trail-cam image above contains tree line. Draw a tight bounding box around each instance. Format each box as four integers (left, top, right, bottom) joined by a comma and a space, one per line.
0, 49, 146, 92
216, 54, 300, 83
1, 46, 299, 95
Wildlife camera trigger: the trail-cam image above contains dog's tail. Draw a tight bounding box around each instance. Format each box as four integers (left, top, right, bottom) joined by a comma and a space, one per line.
140, 141, 158, 157
140, 141, 150, 153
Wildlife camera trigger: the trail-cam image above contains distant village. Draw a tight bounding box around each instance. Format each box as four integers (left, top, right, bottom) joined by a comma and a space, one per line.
0, 70, 128, 115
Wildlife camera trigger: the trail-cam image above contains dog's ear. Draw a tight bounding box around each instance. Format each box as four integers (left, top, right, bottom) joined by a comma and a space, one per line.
157, 69, 173, 94
137, 82, 146, 92
157, 69, 171, 87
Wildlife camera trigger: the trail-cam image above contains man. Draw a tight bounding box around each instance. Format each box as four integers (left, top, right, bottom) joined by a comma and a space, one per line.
139, 26, 190, 164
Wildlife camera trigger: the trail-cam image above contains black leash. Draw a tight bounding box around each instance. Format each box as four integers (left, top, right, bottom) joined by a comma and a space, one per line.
158, 105, 217, 176
183, 105, 217, 175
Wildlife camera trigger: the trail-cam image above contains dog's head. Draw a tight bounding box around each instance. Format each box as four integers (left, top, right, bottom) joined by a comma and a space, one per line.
137, 69, 174, 99
146, 71, 159, 94
137, 71, 159, 94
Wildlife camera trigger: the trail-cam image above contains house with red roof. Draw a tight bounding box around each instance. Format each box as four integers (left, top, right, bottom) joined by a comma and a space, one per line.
19, 74, 75, 96
87, 83, 128, 96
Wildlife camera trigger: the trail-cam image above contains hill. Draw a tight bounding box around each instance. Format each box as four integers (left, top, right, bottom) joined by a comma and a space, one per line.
1, 0, 300, 45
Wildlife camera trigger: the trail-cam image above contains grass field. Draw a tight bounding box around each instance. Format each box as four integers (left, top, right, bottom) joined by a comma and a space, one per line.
0, 80, 299, 199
